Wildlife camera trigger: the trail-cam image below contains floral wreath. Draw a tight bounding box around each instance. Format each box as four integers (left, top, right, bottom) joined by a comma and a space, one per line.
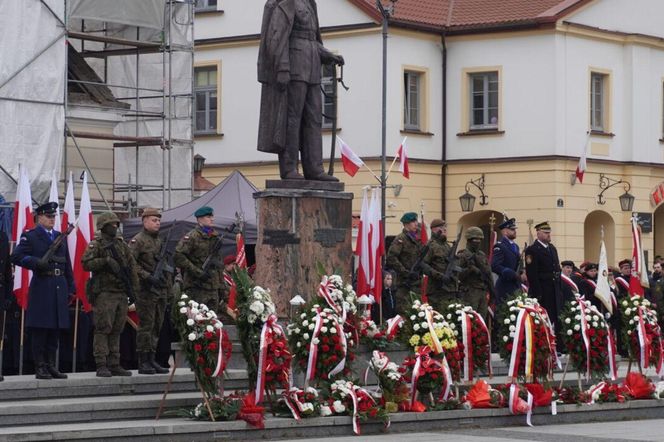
620, 296, 664, 374
444, 303, 492, 382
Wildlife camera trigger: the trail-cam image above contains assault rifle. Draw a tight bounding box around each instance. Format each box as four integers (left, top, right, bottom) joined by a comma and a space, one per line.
149, 221, 178, 289
407, 243, 431, 283
441, 226, 464, 284
105, 242, 136, 305
39, 222, 77, 267
474, 254, 497, 302
201, 234, 224, 274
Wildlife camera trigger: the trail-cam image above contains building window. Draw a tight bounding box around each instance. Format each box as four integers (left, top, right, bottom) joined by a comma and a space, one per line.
195, 0, 217, 12
404, 71, 421, 130
322, 64, 335, 129
194, 66, 218, 135
469, 71, 498, 129
590, 72, 608, 132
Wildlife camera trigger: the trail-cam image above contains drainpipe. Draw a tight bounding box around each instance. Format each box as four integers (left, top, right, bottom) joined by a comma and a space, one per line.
441, 32, 448, 221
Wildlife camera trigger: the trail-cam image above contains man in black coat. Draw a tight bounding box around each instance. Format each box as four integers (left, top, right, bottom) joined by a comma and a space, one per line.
524, 221, 562, 332
11, 202, 75, 379
491, 218, 521, 305
0, 230, 13, 381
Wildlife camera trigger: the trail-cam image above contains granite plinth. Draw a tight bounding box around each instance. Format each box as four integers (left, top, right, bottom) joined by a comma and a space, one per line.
265, 179, 345, 192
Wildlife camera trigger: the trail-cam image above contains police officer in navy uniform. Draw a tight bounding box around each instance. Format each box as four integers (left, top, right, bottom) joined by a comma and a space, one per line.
524, 221, 562, 332
0, 230, 13, 382
491, 218, 521, 306
11, 202, 75, 379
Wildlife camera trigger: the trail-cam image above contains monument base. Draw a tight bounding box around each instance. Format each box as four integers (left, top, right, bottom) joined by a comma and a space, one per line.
253, 185, 353, 317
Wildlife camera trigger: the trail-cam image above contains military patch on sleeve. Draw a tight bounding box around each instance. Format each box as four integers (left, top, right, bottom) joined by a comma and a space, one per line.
20, 236, 28, 242
525, 255, 532, 264
493, 247, 500, 252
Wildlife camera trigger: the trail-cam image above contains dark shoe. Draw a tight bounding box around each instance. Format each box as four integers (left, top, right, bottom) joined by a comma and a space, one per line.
96, 366, 112, 378
138, 353, 156, 375
47, 354, 68, 379
305, 173, 339, 182
149, 353, 169, 374
109, 365, 132, 377
282, 171, 305, 180
35, 364, 53, 380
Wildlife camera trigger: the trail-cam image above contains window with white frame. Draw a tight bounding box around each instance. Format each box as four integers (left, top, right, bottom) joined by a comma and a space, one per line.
404, 71, 421, 130
469, 71, 498, 129
322, 64, 335, 129
195, 0, 217, 12
194, 66, 218, 135
590, 72, 608, 132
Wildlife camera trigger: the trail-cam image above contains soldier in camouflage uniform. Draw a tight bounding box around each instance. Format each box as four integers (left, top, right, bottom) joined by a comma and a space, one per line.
174, 206, 224, 312
420, 219, 459, 313
386, 212, 424, 314
82, 212, 140, 378
457, 227, 493, 321
129, 208, 171, 375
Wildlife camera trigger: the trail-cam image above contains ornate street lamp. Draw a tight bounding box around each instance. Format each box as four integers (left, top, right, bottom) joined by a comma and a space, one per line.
459, 174, 488, 212
597, 173, 634, 211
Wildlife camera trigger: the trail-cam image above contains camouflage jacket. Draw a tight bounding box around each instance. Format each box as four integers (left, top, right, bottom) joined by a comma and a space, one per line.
174, 226, 223, 292
421, 234, 458, 293
386, 230, 423, 285
457, 248, 492, 291
129, 229, 172, 297
81, 233, 140, 295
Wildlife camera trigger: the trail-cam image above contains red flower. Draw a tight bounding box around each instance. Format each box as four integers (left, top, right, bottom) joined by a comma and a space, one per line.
194, 344, 203, 352
208, 342, 218, 351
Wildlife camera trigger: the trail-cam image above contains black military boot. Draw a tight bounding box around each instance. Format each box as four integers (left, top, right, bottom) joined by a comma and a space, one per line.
109, 365, 132, 376
138, 353, 156, 375
96, 364, 112, 378
46, 353, 68, 379
35, 360, 53, 380
149, 353, 169, 374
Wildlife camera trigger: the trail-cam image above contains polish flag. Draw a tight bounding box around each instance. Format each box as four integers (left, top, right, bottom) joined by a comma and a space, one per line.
339, 137, 364, 177
12, 165, 34, 309
48, 170, 61, 230
62, 171, 77, 273
236, 232, 247, 269
630, 217, 649, 296
575, 138, 589, 183
74, 172, 93, 312
368, 188, 384, 303
354, 188, 371, 298
396, 137, 409, 179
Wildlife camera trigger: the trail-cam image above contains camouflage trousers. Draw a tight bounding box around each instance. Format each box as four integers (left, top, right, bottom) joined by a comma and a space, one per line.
136, 290, 167, 353
93, 291, 127, 367
186, 288, 219, 315
395, 284, 420, 315
459, 288, 488, 322
426, 290, 458, 314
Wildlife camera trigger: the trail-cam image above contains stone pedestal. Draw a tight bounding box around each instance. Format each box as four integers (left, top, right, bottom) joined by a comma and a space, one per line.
253, 180, 353, 317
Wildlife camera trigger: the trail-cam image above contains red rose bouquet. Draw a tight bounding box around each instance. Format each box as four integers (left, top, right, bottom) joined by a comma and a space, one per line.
444, 303, 492, 382
620, 296, 664, 373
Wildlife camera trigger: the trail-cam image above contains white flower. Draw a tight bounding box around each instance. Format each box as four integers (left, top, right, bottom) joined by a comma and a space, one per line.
504, 318, 511, 324
418, 311, 425, 318
421, 322, 428, 329
509, 325, 516, 332
303, 333, 310, 340
509, 314, 516, 321
302, 320, 309, 326
186, 318, 195, 326
178, 301, 185, 307
413, 324, 421, 331
333, 400, 346, 413
627, 330, 632, 335
206, 325, 214, 333
294, 328, 301, 334
592, 322, 598, 328
453, 330, 459, 336
321, 326, 328, 333
312, 338, 320, 345
574, 315, 581, 320
187, 333, 196, 341
297, 342, 302, 348
320, 405, 332, 416
410, 315, 416, 320
509, 332, 515, 338
195, 314, 204, 321
300, 313, 307, 319
592, 315, 599, 321
250, 301, 265, 315
308, 323, 315, 330
534, 320, 541, 325
248, 313, 257, 323
503, 336, 509, 342
446, 314, 452, 320
564, 318, 571, 324
567, 330, 573, 336
181, 294, 188, 299
634, 300, 639, 306
574, 324, 580, 331
214, 322, 222, 329
622, 300, 628, 307
629, 320, 635, 325
330, 327, 337, 334
625, 308, 632, 315
585, 315, 592, 321
179, 307, 187, 314
449, 323, 456, 330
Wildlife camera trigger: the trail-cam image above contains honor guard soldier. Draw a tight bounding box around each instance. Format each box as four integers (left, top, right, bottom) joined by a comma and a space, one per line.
82, 212, 140, 377
524, 221, 563, 331
420, 219, 459, 312
11, 202, 75, 380
491, 218, 521, 306
457, 227, 493, 320
174, 206, 223, 312
0, 229, 13, 382
129, 208, 171, 375
386, 212, 424, 313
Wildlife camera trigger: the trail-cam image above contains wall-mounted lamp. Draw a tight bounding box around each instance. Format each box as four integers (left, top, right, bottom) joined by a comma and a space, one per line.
459, 174, 488, 212
193, 154, 206, 173
597, 173, 635, 212
289, 295, 306, 319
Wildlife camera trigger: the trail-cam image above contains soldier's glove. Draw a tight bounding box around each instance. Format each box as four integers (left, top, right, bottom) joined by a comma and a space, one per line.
192, 267, 210, 281
146, 275, 161, 287
35, 258, 50, 273
106, 257, 121, 275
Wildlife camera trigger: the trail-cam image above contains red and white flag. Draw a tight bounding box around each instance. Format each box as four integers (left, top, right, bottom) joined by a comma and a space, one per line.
368, 188, 384, 303
12, 165, 34, 309
575, 149, 587, 184
338, 137, 364, 177
396, 137, 409, 179
630, 217, 649, 296
74, 172, 93, 312
354, 188, 371, 298
62, 171, 77, 273
236, 232, 247, 269
49, 170, 61, 230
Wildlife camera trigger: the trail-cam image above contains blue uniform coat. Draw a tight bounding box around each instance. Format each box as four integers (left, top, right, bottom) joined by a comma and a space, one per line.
491, 239, 521, 303
11, 226, 75, 329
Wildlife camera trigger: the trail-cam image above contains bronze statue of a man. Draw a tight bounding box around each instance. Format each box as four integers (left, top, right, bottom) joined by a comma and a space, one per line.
257, 0, 344, 182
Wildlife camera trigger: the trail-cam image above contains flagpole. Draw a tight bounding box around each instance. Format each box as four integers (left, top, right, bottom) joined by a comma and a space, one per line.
72, 298, 79, 373
362, 164, 382, 184
385, 137, 407, 180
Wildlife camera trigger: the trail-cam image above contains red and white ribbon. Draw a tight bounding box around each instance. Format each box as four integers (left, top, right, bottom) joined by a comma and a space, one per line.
349, 387, 361, 435
508, 384, 533, 427
475, 311, 493, 377
255, 314, 287, 403
328, 318, 347, 378
587, 381, 607, 404
460, 311, 474, 382
576, 297, 592, 379
439, 355, 452, 401
425, 306, 443, 354
386, 315, 404, 340
615, 277, 629, 292
636, 306, 651, 370
606, 327, 617, 380
508, 309, 530, 379
318, 277, 343, 317
410, 350, 424, 406
283, 389, 302, 420
211, 320, 225, 377
305, 310, 324, 382
561, 274, 579, 294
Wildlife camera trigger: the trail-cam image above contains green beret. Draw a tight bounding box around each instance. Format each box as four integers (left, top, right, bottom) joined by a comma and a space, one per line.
400, 212, 418, 224
194, 206, 214, 218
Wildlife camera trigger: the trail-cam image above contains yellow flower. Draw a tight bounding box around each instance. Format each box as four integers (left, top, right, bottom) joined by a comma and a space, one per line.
409, 334, 420, 347
442, 338, 457, 350
422, 333, 433, 346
